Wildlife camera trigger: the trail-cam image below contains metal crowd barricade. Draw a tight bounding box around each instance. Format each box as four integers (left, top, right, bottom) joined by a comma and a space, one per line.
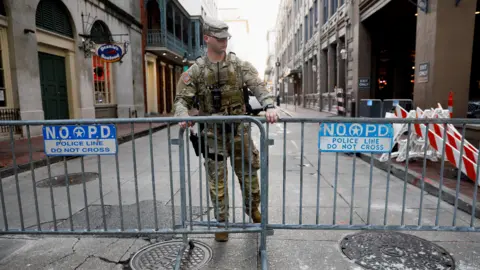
0, 116, 269, 269
261, 116, 480, 235
359, 99, 383, 118
3, 115, 480, 269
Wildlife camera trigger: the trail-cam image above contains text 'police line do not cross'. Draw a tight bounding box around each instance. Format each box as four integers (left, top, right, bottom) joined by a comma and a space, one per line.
43, 125, 118, 156
318, 123, 394, 153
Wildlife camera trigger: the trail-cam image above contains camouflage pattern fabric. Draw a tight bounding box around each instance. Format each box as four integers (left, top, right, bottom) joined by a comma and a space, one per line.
173, 51, 273, 222
203, 123, 260, 221
173, 52, 275, 117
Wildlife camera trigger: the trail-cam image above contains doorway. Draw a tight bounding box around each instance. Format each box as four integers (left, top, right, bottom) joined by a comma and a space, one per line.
38, 52, 69, 120
363, 0, 417, 100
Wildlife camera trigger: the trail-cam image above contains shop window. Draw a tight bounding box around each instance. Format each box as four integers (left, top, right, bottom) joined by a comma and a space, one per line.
90, 21, 114, 105
0, 0, 5, 16
93, 55, 112, 105
0, 48, 5, 107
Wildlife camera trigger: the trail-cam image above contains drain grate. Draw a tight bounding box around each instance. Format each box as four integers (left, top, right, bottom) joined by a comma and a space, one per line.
129, 240, 212, 270
340, 231, 455, 270
36, 172, 99, 188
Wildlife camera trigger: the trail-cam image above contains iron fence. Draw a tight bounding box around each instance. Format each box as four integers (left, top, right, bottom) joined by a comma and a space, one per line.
0, 108, 21, 134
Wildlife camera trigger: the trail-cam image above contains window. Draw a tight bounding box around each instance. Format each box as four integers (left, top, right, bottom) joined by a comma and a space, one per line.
331, 0, 338, 15
90, 21, 114, 105
309, 8, 313, 37
323, 0, 328, 24
0, 47, 5, 107
35, 0, 73, 37
314, 0, 318, 23
93, 55, 113, 105
0, 0, 5, 16
305, 16, 308, 40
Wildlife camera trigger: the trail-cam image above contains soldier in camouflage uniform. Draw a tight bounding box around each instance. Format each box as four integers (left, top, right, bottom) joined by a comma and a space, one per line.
173, 17, 279, 242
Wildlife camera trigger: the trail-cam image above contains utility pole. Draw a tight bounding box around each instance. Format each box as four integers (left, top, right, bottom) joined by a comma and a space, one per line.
275, 58, 280, 99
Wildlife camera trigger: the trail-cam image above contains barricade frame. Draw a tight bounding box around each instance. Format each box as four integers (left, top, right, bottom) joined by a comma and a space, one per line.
2, 116, 480, 270
0, 116, 270, 269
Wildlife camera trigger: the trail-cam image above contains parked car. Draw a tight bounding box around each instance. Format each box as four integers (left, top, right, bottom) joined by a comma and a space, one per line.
468, 101, 480, 118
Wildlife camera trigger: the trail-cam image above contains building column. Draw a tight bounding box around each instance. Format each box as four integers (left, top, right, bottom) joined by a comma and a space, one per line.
6, 1, 43, 134
338, 38, 346, 90
351, 0, 372, 116
320, 49, 328, 110
161, 62, 166, 114
302, 63, 307, 107
328, 45, 336, 110
414, 0, 476, 117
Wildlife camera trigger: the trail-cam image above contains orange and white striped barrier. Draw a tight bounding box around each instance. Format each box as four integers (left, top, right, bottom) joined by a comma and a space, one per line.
394, 105, 479, 185
416, 107, 478, 164
437, 103, 479, 155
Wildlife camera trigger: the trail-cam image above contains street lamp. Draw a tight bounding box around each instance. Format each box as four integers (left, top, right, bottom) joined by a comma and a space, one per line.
275, 58, 281, 98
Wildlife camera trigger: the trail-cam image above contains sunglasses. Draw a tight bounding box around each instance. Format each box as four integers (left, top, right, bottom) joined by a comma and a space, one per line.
208, 35, 231, 42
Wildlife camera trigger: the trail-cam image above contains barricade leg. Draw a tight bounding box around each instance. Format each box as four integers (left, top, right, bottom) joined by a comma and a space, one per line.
174, 127, 195, 269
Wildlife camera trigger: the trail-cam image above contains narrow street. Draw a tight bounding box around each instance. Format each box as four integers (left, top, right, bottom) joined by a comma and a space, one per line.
0, 108, 479, 269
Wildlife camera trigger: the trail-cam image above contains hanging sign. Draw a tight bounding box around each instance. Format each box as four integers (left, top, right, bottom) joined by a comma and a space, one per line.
95, 42, 127, 63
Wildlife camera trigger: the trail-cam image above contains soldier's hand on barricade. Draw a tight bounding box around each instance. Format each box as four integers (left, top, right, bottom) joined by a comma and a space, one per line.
265, 108, 279, 124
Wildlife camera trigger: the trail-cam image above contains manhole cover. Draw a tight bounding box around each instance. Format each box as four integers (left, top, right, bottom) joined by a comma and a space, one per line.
36, 172, 98, 188
340, 231, 455, 270
129, 240, 212, 270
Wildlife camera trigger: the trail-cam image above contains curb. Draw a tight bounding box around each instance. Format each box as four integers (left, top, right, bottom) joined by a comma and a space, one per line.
277, 106, 293, 117
357, 153, 480, 220
0, 123, 172, 179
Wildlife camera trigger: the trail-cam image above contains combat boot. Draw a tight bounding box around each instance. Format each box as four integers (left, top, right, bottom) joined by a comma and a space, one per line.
215, 217, 229, 242
247, 208, 262, 223
215, 231, 229, 242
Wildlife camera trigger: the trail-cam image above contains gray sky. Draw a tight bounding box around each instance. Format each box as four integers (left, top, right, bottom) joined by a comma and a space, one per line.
220, 0, 281, 79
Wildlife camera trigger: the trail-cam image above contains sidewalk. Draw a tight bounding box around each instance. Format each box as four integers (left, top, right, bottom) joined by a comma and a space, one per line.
277, 103, 337, 118
278, 105, 480, 220
0, 119, 173, 178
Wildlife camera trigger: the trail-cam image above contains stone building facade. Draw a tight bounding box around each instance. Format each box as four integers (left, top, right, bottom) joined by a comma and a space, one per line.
0, 0, 144, 137
275, 0, 479, 118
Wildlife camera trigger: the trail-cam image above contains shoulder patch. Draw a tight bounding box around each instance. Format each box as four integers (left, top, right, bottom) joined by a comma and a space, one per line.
181, 72, 192, 84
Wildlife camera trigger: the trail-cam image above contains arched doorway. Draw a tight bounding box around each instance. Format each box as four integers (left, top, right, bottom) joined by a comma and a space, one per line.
90, 20, 117, 118
35, 0, 75, 120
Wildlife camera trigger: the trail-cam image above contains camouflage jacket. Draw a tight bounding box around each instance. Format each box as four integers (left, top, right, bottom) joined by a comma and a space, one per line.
173, 52, 275, 117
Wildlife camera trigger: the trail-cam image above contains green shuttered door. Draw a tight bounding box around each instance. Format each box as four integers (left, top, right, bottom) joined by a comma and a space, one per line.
39, 52, 69, 120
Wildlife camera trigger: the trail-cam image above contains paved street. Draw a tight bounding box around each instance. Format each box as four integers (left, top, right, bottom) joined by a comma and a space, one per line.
0, 107, 479, 269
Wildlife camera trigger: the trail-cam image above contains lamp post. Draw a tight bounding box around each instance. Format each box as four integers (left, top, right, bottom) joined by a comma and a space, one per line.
340, 48, 348, 116
275, 58, 280, 103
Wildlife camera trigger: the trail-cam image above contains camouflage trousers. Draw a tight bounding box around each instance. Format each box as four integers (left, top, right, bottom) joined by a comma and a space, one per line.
203, 123, 261, 222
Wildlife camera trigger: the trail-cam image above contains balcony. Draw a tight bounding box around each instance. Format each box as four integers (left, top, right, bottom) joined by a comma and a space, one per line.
147, 29, 188, 56
147, 29, 206, 61
145, 0, 204, 63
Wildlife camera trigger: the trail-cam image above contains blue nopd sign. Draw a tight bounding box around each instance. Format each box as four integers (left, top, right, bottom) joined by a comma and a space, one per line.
318, 123, 394, 153
96, 44, 124, 63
